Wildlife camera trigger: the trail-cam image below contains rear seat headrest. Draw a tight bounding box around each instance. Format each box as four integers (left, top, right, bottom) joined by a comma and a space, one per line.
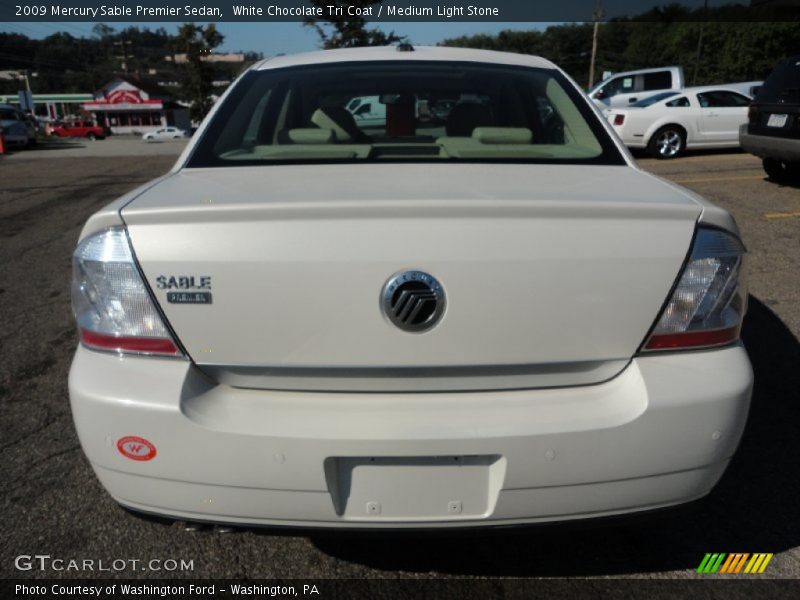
472, 127, 532, 144
286, 128, 334, 144
445, 102, 493, 137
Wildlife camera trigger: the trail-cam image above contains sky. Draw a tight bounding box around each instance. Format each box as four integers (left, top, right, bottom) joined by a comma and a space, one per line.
0, 21, 550, 55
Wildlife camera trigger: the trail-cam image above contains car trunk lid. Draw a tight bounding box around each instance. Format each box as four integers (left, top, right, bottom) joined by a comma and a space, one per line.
122, 163, 700, 391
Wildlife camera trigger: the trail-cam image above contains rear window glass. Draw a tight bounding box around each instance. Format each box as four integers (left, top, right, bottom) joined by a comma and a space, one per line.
633, 92, 678, 107
665, 96, 690, 107
188, 61, 624, 167
756, 56, 800, 104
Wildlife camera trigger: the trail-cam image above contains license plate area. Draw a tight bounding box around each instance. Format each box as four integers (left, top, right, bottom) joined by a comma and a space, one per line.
767, 113, 788, 128
324, 455, 505, 521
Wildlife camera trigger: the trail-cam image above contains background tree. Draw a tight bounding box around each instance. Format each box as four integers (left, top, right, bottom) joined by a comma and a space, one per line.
92, 23, 116, 40
304, 1, 403, 48
443, 11, 800, 89
171, 23, 224, 122
1, 5, 798, 100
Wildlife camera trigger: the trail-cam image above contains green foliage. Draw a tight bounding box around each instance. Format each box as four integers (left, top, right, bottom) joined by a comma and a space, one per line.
304, 1, 404, 48
171, 24, 224, 122
443, 15, 800, 88
0, 24, 255, 118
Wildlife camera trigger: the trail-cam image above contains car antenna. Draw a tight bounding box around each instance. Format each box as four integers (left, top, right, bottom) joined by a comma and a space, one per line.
396, 42, 415, 52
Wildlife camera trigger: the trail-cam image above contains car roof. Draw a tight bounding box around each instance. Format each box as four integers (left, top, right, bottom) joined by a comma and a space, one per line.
678, 85, 751, 94
252, 45, 558, 72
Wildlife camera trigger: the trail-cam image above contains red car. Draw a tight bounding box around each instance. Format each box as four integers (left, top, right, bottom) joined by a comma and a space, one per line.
51, 120, 106, 140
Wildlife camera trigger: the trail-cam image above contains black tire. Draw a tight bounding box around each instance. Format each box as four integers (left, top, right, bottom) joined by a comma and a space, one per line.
763, 158, 798, 183
647, 126, 686, 159
86, 132, 96, 141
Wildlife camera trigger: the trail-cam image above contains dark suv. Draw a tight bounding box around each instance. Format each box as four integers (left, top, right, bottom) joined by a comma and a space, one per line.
740, 55, 800, 182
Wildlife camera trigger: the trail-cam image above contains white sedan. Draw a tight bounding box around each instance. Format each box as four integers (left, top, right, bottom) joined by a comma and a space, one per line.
69, 46, 752, 529
142, 126, 189, 141
606, 86, 752, 158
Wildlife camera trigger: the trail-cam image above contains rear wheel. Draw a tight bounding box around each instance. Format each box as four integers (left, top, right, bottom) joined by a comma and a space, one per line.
86, 132, 97, 141
763, 158, 798, 183
648, 126, 686, 159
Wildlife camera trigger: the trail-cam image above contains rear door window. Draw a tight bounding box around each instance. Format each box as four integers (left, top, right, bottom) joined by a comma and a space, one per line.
697, 91, 751, 108
642, 71, 673, 92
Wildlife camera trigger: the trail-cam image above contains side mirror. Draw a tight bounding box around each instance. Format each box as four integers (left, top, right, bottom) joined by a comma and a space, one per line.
594, 88, 606, 100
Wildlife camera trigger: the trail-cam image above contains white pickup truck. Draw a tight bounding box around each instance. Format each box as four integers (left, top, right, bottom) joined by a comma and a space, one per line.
588, 66, 685, 108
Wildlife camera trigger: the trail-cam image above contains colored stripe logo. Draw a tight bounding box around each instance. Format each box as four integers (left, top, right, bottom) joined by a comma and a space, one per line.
697, 553, 773, 574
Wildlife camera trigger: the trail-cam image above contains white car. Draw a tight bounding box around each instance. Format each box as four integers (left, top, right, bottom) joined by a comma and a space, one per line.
606, 86, 752, 158
143, 126, 188, 141
69, 46, 752, 529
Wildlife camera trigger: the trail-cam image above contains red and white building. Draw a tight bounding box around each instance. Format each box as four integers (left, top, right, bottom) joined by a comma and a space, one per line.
84, 79, 190, 135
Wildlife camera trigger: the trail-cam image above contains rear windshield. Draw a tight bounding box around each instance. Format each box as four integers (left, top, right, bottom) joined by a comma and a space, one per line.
633, 92, 678, 107
187, 61, 624, 167
755, 56, 800, 104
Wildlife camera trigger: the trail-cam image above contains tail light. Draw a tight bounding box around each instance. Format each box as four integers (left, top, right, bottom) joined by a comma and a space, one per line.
71, 228, 183, 357
747, 104, 758, 123
613, 114, 625, 126
642, 227, 746, 352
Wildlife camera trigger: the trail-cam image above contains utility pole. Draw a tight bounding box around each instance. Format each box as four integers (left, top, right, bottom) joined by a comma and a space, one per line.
21, 70, 33, 114
692, 0, 709, 85
588, 0, 605, 89
114, 38, 133, 74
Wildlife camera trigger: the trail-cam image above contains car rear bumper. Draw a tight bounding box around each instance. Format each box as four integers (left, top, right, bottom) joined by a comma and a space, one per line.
740, 125, 800, 162
2, 133, 29, 146
69, 344, 752, 528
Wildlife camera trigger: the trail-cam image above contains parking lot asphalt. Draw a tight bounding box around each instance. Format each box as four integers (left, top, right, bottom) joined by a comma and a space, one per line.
1, 140, 799, 585
4, 135, 190, 159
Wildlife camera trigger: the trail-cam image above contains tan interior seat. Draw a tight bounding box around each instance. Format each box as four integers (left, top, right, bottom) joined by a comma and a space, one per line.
278, 128, 335, 144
